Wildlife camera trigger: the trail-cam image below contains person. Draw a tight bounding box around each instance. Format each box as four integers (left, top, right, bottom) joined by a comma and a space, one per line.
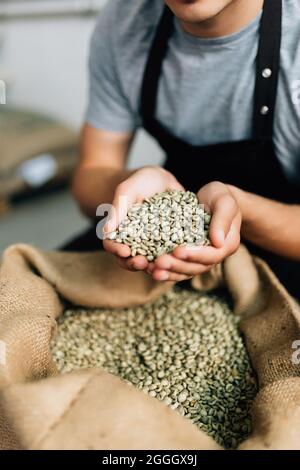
70, 0, 300, 299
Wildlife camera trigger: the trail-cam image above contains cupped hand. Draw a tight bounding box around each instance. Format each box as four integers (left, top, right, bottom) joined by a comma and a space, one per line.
149, 182, 241, 282
103, 166, 184, 271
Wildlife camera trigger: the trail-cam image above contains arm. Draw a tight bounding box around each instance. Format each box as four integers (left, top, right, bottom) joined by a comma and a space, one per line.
72, 124, 135, 218
229, 186, 300, 261
73, 0, 140, 217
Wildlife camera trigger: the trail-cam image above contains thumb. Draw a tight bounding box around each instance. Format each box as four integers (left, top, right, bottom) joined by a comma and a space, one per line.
104, 183, 136, 234
209, 193, 239, 248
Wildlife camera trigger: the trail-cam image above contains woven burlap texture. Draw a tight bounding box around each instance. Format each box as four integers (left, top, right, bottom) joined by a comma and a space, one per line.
0, 243, 299, 450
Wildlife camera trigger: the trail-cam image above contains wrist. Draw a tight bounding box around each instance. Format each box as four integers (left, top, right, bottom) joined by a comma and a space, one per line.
227, 183, 245, 210
227, 185, 254, 227
227, 185, 273, 245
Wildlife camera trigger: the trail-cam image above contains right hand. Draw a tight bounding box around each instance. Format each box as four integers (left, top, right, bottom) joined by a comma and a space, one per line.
103, 166, 184, 271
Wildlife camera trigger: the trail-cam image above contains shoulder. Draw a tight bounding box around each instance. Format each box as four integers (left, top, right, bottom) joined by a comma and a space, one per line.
89, 0, 164, 103
91, 0, 163, 53
88, 0, 164, 120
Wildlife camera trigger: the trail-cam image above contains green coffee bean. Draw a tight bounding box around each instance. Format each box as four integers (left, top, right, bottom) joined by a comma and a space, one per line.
107, 190, 211, 260
51, 288, 257, 449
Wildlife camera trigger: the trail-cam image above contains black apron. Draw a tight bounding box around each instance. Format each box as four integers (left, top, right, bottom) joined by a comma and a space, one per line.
64, 0, 300, 300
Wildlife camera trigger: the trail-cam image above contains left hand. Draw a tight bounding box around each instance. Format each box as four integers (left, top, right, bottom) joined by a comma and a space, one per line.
148, 182, 241, 282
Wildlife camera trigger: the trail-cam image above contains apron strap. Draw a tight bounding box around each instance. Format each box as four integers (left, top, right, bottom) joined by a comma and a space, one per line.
140, 1, 282, 142
253, 0, 282, 140
140, 6, 173, 127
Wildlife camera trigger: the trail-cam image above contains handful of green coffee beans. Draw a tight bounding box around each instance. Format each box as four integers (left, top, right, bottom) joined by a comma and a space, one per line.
107, 190, 211, 260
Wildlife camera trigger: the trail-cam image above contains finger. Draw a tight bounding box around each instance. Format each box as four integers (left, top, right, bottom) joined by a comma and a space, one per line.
171, 180, 186, 192
126, 255, 149, 271
154, 254, 212, 276
164, 263, 214, 276
209, 193, 239, 248
173, 245, 224, 265
147, 262, 155, 275
175, 213, 241, 264
197, 182, 239, 248
116, 255, 149, 272
116, 257, 137, 272
221, 214, 241, 256
152, 269, 191, 283
104, 182, 137, 233
103, 239, 131, 258
197, 181, 229, 213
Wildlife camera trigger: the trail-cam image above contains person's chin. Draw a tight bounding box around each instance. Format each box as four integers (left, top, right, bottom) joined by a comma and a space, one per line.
165, 0, 224, 23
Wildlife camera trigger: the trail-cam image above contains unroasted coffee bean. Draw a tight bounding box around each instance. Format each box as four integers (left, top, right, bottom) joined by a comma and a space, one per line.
51, 288, 257, 449
107, 190, 211, 260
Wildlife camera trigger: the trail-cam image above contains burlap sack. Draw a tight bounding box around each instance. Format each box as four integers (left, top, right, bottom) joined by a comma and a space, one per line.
0, 108, 77, 203
0, 243, 299, 450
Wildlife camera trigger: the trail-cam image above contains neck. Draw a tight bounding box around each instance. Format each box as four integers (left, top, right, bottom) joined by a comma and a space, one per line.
180, 0, 264, 38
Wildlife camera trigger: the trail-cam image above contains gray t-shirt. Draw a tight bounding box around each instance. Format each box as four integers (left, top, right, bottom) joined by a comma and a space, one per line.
86, 0, 300, 182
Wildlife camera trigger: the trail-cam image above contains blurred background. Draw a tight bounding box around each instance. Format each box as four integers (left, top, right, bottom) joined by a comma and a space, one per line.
0, 0, 163, 252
